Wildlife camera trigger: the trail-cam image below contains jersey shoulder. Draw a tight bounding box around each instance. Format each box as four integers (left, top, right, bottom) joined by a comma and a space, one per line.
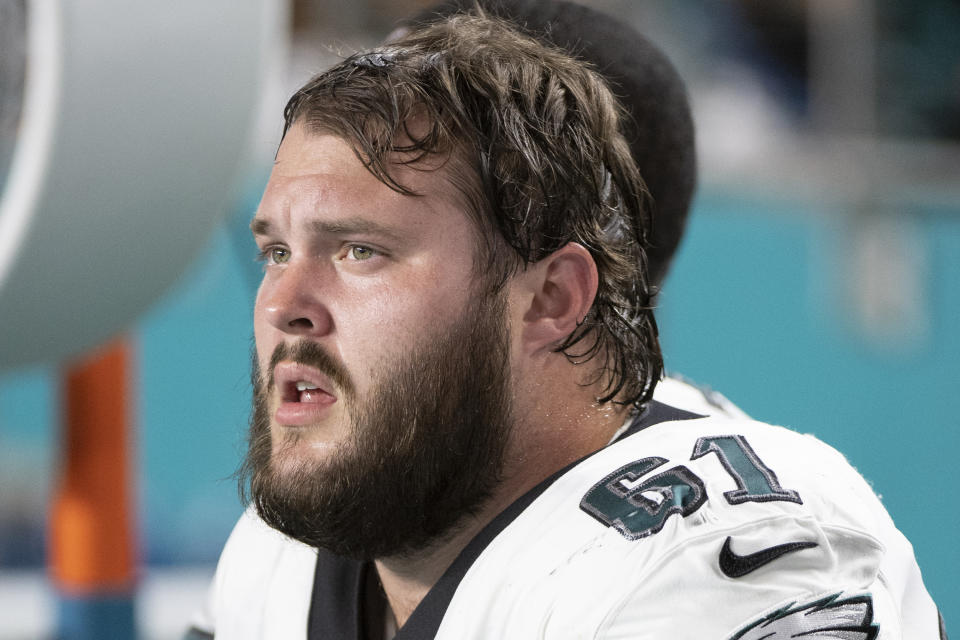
435, 414, 939, 640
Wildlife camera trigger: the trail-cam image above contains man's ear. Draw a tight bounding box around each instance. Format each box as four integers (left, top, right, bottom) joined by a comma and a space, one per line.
518, 243, 598, 355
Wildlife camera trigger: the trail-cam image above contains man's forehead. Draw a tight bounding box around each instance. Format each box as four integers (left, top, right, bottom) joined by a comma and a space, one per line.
254, 129, 478, 239
252, 175, 420, 236
272, 125, 361, 178
262, 132, 413, 214
265, 122, 475, 219
276, 121, 451, 184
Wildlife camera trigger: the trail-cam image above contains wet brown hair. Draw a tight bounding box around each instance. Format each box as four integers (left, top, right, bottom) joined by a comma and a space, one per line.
403, 0, 698, 288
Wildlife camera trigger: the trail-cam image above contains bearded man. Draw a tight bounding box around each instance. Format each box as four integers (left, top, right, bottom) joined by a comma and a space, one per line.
187, 11, 943, 640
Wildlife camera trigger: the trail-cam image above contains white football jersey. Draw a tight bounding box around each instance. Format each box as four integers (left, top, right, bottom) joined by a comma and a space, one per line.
187, 382, 943, 640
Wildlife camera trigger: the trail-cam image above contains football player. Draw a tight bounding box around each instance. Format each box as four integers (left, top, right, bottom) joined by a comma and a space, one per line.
187, 8, 943, 640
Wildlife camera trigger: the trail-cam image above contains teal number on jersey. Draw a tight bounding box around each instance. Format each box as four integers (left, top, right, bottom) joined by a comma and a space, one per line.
580, 457, 707, 540
581, 435, 801, 540
691, 435, 801, 505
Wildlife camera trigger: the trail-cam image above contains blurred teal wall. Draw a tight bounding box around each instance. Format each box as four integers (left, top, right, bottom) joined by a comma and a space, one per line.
1, 188, 956, 624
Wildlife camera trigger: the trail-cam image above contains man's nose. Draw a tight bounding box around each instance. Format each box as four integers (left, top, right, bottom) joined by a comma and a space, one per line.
258, 263, 334, 337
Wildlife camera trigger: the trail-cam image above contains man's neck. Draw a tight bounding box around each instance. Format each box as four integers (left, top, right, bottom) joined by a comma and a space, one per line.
374, 394, 631, 628
373, 510, 490, 628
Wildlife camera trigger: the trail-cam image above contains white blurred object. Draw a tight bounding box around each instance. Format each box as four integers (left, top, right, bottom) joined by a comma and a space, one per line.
847, 211, 929, 347
0, 567, 215, 640
0, 571, 54, 639
694, 62, 797, 185
136, 566, 217, 640
0, 0, 288, 369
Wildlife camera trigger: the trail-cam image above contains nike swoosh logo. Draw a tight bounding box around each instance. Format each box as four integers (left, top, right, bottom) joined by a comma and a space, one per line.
719, 536, 818, 578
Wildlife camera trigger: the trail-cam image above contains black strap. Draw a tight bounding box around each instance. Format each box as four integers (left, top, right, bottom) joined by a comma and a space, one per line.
307, 550, 367, 639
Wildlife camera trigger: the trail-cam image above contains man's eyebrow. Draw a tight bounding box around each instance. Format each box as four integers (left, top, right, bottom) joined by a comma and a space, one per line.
310, 217, 403, 240
249, 216, 402, 240
250, 217, 270, 235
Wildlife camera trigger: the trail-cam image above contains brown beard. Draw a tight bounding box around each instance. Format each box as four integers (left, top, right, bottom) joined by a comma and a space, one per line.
239, 289, 513, 560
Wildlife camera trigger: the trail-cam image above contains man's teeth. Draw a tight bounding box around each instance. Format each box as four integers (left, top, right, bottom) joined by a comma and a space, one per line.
296, 381, 320, 391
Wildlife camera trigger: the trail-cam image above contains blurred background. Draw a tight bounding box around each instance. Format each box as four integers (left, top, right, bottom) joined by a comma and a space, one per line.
1, 0, 958, 637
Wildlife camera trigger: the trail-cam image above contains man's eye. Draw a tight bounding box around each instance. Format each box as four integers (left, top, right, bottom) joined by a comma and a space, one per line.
258, 246, 290, 265
348, 245, 377, 261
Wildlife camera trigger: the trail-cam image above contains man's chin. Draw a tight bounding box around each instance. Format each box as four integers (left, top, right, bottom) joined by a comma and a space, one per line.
270, 431, 344, 470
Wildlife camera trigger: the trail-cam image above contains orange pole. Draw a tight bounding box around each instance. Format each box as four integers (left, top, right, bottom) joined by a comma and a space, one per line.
50, 337, 137, 595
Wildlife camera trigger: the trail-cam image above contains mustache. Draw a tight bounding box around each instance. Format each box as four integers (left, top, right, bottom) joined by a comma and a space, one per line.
263, 340, 355, 397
